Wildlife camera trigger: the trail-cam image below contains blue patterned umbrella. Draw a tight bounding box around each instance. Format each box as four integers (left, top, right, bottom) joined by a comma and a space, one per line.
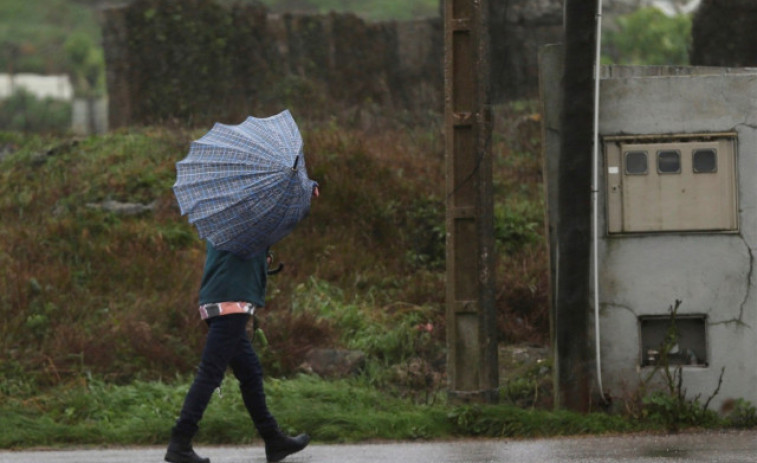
173, 110, 317, 259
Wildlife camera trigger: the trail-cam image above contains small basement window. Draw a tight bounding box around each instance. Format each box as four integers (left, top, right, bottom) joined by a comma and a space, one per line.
693, 148, 718, 173
657, 150, 681, 174
625, 151, 648, 174
640, 315, 707, 367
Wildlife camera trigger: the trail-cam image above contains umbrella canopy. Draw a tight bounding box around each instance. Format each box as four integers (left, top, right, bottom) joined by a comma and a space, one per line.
173, 109, 317, 259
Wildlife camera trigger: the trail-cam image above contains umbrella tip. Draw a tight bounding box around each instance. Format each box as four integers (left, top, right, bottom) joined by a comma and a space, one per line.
292, 156, 300, 171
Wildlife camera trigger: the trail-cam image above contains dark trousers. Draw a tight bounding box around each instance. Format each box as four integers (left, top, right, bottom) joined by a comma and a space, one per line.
173, 313, 278, 439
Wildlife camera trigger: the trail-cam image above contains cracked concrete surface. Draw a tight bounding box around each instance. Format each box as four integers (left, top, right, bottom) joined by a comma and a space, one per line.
595, 69, 757, 410
735, 236, 753, 324
540, 47, 757, 409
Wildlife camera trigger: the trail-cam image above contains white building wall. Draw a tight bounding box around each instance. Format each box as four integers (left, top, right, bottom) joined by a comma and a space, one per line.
539, 45, 757, 411
596, 68, 757, 410
0, 73, 73, 100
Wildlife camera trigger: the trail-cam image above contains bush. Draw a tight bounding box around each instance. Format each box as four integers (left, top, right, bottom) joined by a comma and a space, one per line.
0, 89, 71, 133
723, 399, 757, 429
602, 7, 692, 65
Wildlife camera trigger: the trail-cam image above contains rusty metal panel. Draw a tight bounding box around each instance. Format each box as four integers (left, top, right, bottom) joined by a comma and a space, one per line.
452, 126, 477, 207
452, 33, 475, 112
454, 313, 481, 390
453, 218, 478, 299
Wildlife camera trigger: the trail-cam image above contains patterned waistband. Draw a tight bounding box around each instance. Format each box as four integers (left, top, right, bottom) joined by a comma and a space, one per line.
199, 302, 257, 320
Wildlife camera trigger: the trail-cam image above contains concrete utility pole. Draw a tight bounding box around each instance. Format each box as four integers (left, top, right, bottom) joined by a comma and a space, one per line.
554, 0, 599, 412
443, 0, 498, 403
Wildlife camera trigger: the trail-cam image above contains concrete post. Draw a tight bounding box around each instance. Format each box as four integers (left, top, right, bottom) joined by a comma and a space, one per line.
554, 0, 598, 412
443, 0, 498, 403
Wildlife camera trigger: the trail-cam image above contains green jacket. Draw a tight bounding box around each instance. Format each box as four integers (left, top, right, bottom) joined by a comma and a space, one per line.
198, 242, 267, 307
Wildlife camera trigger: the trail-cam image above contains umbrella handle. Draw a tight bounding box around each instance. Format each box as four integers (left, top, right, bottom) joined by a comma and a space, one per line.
267, 263, 284, 275
292, 156, 299, 171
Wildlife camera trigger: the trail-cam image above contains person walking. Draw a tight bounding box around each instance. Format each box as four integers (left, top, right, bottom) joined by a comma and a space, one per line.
165, 217, 316, 463
169, 110, 318, 463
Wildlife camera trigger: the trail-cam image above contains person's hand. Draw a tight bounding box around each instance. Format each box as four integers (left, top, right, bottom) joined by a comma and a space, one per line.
312, 185, 320, 198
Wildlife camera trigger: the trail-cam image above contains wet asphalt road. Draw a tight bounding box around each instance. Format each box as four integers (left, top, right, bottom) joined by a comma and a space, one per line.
2, 430, 757, 463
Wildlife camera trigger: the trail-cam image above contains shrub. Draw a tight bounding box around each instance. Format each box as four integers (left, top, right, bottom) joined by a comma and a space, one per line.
602, 7, 692, 65
0, 89, 71, 133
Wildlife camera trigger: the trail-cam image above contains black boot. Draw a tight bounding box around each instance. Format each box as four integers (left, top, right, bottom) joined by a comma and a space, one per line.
165, 430, 210, 463
264, 430, 310, 462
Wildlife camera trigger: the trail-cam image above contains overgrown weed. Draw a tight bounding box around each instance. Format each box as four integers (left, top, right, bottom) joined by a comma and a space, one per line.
626, 300, 725, 432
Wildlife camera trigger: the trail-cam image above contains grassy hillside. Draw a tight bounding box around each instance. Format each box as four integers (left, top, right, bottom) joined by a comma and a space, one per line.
0, 105, 547, 395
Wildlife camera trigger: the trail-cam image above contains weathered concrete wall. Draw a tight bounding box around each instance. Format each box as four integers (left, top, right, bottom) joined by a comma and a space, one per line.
101, 0, 564, 127
101, 0, 443, 128
72, 97, 109, 135
541, 43, 757, 410
489, 0, 562, 102
102, 0, 275, 128
270, 12, 442, 112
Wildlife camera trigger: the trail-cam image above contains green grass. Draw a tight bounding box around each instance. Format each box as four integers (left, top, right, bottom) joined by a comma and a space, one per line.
4, 372, 757, 448
0, 374, 642, 448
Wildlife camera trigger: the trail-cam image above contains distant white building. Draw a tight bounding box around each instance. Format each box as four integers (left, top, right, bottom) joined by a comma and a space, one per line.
645, 0, 702, 16
0, 73, 73, 100
606, 0, 702, 16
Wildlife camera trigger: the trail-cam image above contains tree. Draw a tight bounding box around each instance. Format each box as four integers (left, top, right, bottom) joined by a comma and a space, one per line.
64, 31, 105, 134
64, 31, 105, 99
602, 7, 692, 65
